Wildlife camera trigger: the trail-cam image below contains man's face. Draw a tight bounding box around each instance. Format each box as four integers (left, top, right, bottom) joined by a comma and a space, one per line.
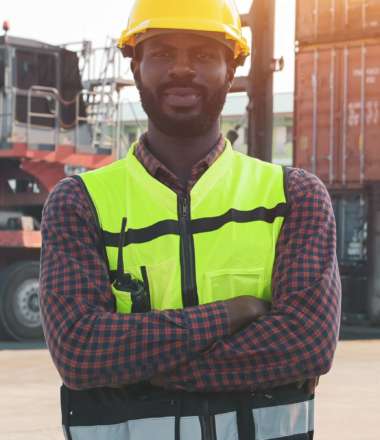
132, 32, 235, 138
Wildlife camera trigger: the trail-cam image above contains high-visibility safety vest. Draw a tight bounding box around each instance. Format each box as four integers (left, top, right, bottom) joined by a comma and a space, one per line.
62, 141, 315, 440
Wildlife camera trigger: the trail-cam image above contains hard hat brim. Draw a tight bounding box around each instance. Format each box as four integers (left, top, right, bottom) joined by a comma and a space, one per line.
118, 18, 250, 65
135, 29, 236, 53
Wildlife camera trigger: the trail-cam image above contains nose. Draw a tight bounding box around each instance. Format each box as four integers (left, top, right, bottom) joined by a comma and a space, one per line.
168, 52, 196, 80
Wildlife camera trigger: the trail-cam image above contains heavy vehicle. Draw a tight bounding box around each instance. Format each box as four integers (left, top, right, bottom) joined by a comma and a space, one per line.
0, 25, 129, 340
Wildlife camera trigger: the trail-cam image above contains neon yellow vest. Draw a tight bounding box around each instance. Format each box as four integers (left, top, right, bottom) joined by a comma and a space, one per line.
80, 141, 288, 313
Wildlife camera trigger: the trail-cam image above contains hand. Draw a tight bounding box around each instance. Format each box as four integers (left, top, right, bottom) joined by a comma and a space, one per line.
224, 295, 270, 335
150, 374, 165, 388
150, 373, 187, 391
297, 377, 319, 395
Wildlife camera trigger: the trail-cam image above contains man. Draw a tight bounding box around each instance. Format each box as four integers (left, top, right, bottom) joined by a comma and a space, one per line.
40, 0, 341, 439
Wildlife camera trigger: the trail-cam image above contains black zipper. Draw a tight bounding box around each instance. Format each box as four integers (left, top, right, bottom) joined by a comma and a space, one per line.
178, 194, 199, 307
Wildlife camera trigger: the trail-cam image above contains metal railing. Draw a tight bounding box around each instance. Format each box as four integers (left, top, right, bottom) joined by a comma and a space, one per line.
26, 86, 60, 150
0, 87, 13, 146
75, 89, 117, 152
1, 85, 123, 155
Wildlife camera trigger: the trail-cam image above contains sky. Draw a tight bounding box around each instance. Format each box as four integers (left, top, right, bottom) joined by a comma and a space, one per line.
2, 0, 295, 94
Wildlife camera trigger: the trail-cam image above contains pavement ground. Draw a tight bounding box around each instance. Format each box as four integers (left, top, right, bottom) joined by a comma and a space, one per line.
0, 339, 379, 440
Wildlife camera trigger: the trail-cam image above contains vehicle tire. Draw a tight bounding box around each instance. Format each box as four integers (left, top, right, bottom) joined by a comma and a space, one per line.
0, 261, 44, 341
0, 296, 12, 340
0, 271, 13, 340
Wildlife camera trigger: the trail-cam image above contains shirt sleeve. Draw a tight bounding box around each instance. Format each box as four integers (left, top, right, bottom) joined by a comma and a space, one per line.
154, 168, 342, 392
39, 177, 229, 390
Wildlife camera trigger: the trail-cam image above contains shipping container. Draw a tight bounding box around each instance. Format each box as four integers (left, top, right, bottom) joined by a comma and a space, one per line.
294, 39, 380, 185
296, 0, 380, 45
367, 182, 380, 323
316, 176, 380, 324
331, 189, 369, 323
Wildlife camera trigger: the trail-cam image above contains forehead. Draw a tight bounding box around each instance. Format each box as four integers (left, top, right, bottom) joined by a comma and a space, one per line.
140, 32, 226, 52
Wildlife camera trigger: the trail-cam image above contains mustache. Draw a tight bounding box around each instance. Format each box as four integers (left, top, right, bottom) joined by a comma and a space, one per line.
157, 81, 208, 97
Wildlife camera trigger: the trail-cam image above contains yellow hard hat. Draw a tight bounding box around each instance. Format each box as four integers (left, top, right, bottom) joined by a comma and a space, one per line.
118, 0, 250, 65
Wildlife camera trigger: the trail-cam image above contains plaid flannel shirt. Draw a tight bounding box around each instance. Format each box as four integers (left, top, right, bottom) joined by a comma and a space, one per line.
40, 136, 341, 391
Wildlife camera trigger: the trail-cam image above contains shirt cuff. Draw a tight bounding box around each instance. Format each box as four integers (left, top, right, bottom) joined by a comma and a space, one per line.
183, 301, 230, 354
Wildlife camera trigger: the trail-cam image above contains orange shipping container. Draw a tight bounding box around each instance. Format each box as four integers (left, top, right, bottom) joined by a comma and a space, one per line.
296, 0, 380, 45
294, 39, 380, 185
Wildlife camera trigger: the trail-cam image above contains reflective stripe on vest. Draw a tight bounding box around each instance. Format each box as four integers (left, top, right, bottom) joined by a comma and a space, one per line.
62, 384, 314, 440
66, 406, 314, 440
80, 141, 288, 312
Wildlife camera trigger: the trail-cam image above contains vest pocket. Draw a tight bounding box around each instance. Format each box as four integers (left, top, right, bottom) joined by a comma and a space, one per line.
202, 268, 266, 303
144, 257, 183, 310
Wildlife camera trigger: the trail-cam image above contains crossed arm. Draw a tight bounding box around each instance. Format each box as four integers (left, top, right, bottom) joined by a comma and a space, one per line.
151, 170, 341, 391
40, 169, 340, 391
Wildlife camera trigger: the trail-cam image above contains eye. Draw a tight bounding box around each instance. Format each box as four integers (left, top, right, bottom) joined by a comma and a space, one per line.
195, 51, 216, 62
151, 50, 173, 59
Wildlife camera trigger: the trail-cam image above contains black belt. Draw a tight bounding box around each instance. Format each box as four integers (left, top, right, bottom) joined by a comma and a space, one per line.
62, 382, 312, 428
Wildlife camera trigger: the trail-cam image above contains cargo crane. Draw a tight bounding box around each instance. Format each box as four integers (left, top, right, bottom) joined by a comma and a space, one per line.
0, 22, 130, 340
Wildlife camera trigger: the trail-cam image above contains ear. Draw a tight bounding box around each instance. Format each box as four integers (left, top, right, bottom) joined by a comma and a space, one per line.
131, 57, 142, 89
224, 48, 237, 88
226, 63, 237, 89
131, 58, 139, 78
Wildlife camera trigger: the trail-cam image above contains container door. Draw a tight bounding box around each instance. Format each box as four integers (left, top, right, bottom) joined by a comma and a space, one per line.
296, 0, 337, 43
368, 183, 380, 324
339, 43, 380, 184
317, 0, 336, 40
364, 0, 380, 35
362, 44, 380, 181
339, 45, 365, 184
294, 47, 338, 183
294, 50, 316, 171
344, 0, 365, 36
296, 0, 317, 43
332, 192, 368, 322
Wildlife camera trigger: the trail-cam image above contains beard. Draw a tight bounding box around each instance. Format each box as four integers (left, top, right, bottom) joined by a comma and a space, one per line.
135, 74, 230, 138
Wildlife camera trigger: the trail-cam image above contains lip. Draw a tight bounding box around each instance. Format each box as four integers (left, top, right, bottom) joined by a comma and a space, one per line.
162, 87, 202, 108
163, 87, 201, 97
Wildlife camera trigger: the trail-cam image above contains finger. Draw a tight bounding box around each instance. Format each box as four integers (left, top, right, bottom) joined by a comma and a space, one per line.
150, 376, 165, 387
306, 378, 317, 395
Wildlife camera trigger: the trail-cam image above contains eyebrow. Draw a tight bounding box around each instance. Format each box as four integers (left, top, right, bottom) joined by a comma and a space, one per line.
149, 41, 217, 51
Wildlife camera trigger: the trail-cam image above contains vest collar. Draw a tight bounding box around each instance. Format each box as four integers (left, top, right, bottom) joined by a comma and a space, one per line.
125, 139, 234, 209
